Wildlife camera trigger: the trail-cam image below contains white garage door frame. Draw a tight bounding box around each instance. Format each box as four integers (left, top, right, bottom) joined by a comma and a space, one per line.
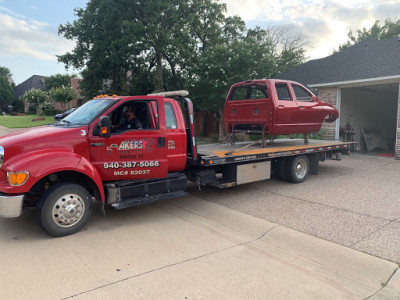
310, 75, 400, 157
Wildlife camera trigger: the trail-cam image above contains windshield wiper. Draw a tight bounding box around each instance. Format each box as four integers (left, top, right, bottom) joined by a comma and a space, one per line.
61, 119, 71, 125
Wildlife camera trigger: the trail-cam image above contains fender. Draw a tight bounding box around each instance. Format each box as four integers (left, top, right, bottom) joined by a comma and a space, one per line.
0, 149, 105, 202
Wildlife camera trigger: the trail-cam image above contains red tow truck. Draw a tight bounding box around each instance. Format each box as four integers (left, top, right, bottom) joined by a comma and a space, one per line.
0, 90, 353, 236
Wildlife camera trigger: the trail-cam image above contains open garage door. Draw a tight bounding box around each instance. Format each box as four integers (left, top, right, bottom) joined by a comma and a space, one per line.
340, 84, 399, 154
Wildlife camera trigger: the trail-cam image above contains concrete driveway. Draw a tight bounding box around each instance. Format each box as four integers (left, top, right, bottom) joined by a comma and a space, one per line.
0, 197, 398, 299
194, 154, 400, 264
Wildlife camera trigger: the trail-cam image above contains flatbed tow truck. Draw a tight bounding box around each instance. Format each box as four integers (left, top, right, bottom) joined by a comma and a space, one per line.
195, 138, 352, 187
0, 90, 354, 236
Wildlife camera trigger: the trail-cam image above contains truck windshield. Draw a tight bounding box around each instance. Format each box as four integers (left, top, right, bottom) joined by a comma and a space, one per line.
59, 99, 115, 126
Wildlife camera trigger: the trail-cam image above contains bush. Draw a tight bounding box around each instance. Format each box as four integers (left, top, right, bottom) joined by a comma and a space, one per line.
28, 106, 36, 114
12, 99, 25, 113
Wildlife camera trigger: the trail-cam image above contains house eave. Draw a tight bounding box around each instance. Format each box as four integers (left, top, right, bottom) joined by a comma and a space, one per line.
308, 75, 400, 88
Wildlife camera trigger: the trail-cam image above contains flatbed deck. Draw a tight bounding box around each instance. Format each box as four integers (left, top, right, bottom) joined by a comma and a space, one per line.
197, 139, 355, 166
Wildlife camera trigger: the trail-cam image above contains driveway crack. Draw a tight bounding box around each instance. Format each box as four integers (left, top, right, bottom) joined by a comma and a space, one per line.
61, 226, 279, 299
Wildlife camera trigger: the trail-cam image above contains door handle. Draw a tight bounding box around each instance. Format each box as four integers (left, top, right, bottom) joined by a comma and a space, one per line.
157, 137, 165, 147
299, 106, 305, 109
278, 105, 284, 108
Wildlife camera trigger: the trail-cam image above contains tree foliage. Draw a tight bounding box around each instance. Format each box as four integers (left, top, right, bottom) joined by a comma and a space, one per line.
189, 25, 306, 111
0, 76, 14, 107
21, 89, 49, 115
58, 0, 307, 110
49, 87, 77, 104
44, 74, 76, 91
0, 66, 12, 79
337, 18, 400, 51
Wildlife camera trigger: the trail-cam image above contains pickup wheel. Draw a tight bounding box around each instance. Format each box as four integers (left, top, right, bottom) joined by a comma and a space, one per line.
286, 155, 309, 183
36, 182, 92, 237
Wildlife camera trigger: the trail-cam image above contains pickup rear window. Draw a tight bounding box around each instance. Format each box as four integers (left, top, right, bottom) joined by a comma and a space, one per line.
229, 84, 269, 101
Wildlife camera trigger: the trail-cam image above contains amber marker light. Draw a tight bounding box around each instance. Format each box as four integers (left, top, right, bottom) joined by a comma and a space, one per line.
101, 127, 108, 135
8, 171, 29, 186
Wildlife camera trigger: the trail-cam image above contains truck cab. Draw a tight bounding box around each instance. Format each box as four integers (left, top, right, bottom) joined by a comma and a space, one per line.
0, 93, 191, 236
88, 95, 187, 181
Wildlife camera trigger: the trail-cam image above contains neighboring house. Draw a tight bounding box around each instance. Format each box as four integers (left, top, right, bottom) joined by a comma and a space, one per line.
14, 75, 46, 112
14, 75, 46, 99
14, 75, 83, 112
278, 37, 400, 159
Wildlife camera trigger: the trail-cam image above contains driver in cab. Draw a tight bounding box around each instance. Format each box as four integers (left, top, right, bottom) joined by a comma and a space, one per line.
114, 106, 143, 130
123, 106, 143, 130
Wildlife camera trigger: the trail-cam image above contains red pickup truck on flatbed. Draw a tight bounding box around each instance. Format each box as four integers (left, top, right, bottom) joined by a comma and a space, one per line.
224, 79, 338, 144
0, 90, 352, 237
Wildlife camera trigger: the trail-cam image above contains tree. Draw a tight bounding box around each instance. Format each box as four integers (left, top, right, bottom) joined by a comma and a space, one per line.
58, 0, 227, 96
21, 89, 49, 115
0, 66, 12, 79
189, 25, 307, 112
58, 0, 147, 97
49, 87, 77, 110
337, 18, 400, 51
0, 76, 14, 109
58, 0, 307, 112
44, 74, 76, 91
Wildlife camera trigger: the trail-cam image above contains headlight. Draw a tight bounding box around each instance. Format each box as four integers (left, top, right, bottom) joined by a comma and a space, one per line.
7, 171, 29, 186
0, 146, 3, 168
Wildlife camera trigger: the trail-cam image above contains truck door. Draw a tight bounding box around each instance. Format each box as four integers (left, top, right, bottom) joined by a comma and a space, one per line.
164, 99, 187, 172
274, 82, 299, 134
290, 84, 321, 132
88, 98, 168, 181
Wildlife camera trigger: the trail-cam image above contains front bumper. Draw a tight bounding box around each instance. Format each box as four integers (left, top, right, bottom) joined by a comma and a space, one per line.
0, 194, 24, 218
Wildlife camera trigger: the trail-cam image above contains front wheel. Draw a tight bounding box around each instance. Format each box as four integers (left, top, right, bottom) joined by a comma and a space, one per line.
36, 182, 92, 237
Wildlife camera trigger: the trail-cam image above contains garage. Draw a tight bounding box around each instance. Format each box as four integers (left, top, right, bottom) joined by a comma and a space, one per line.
339, 83, 399, 154
278, 37, 400, 159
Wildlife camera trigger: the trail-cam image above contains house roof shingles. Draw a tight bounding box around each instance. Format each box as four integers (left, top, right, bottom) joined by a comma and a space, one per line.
278, 37, 400, 87
14, 75, 46, 99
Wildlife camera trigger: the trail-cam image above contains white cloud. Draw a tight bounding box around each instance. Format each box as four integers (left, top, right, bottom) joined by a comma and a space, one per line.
221, 0, 400, 59
0, 8, 74, 61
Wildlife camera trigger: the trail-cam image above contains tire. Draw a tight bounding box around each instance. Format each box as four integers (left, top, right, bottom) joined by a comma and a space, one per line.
274, 158, 288, 181
286, 155, 309, 183
36, 182, 92, 237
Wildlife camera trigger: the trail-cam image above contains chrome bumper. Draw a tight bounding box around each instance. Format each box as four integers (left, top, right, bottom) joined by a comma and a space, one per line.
0, 194, 24, 218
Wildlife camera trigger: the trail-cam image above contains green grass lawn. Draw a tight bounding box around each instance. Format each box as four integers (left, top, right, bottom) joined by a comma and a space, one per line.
0, 115, 55, 128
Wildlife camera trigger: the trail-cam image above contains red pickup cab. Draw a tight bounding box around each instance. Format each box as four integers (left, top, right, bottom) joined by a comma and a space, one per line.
224, 79, 338, 137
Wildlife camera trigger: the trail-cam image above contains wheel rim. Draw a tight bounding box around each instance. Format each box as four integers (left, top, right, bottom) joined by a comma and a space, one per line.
295, 159, 307, 179
52, 193, 85, 227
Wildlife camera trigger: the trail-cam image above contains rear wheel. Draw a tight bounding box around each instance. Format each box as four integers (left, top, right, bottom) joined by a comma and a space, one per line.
274, 158, 288, 181
36, 182, 92, 237
286, 155, 309, 183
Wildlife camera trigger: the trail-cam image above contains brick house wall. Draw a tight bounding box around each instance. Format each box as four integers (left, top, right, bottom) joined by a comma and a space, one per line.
318, 87, 338, 140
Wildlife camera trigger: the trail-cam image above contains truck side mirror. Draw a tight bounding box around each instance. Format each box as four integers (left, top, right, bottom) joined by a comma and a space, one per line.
99, 116, 111, 138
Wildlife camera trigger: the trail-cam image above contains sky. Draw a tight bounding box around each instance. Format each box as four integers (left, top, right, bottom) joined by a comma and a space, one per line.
1, 0, 400, 85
